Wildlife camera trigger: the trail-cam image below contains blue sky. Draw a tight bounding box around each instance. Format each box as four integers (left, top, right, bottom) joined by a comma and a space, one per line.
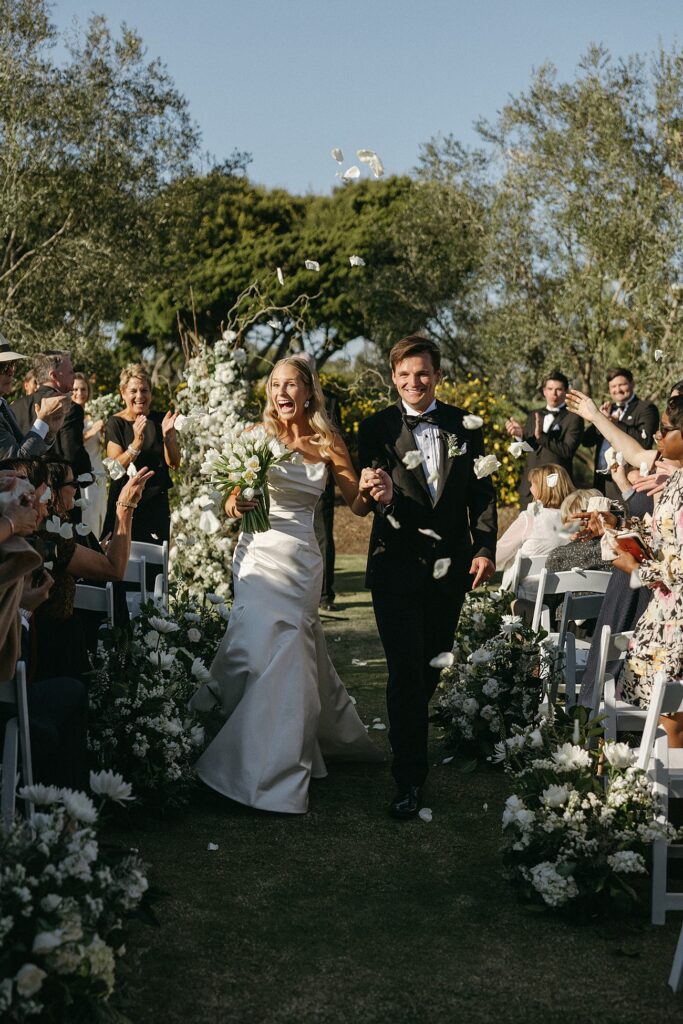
51, 0, 683, 194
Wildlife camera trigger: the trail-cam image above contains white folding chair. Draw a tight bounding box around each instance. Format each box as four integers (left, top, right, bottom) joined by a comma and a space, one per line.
122, 556, 147, 619
0, 661, 33, 825
73, 581, 115, 629
669, 922, 683, 991
130, 540, 169, 608
634, 675, 683, 924
530, 569, 611, 704
588, 626, 642, 741
509, 553, 548, 601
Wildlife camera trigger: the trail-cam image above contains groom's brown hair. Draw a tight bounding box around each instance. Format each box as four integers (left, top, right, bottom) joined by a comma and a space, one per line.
390, 335, 441, 372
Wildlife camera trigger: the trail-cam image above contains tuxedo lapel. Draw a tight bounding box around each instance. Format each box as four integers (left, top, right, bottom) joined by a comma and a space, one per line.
391, 401, 432, 503
433, 402, 460, 506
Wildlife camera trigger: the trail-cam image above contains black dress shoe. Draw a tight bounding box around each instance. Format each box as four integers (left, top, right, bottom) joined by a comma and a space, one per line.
320, 600, 337, 612
389, 786, 420, 819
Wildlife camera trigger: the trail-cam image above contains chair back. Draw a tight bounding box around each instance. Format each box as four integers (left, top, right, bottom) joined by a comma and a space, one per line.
73, 581, 115, 628
531, 569, 611, 633
589, 625, 633, 719
510, 552, 548, 597
636, 676, 683, 771
130, 541, 168, 607
1, 662, 33, 824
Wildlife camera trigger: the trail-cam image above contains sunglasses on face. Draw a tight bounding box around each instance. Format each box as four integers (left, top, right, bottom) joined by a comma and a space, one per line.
659, 423, 680, 437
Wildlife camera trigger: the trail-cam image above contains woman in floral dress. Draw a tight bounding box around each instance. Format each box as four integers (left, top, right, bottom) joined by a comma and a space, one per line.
613, 397, 683, 740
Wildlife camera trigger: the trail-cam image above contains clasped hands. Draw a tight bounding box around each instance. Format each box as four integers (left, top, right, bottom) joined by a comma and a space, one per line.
358, 467, 393, 505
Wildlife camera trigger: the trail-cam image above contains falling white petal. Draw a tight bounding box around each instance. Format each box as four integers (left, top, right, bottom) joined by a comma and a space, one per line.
371, 722, 387, 731
429, 651, 455, 669
654, 349, 664, 361
418, 807, 433, 822
433, 557, 452, 579
386, 514, 401, 530
418, 528, 442, 540
276, 267, 284, 286
547, 473, 559, 487
426, 470, 439, 486
641, 429, 648, 440
267, 318, 282, 330
508, 440, 534, 458
75, 523, 91, 536
351, 658, 368, 666
570, 566, 586, 575
127, 463, 137, 478
207, 843, 219, 852
39, 487, 51, 503
442, 756, 454, 764
462, 414, 484, 430
473, 454, 500, 479
331, 147, 344, 163
304, 259, 320, 271
402, 450, 425, 470
349, 254, 366, 267
640, 461, 649, 478
357, 149, 384, 177
341, 165, 360, 181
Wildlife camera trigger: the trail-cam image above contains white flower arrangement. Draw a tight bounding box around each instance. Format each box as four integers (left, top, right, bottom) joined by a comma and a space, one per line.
0, 779, 150, 1021
88, 594, 226, 810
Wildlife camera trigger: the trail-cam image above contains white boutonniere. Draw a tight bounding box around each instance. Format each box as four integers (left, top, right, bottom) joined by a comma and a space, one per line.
444, 433, 467, 458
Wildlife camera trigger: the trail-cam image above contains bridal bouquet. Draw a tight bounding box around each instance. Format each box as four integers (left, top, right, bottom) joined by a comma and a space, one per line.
201, 425, 297, 533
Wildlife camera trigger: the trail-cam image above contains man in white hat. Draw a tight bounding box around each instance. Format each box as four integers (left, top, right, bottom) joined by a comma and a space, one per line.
0, 335, 67, 459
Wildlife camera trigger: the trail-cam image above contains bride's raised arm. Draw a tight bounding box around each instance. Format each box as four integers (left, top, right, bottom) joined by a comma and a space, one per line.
327, 437, 393, 517
567, 389, 659, 472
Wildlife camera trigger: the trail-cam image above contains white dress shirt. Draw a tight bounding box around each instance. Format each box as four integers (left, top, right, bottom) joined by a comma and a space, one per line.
402, 399, 440, 499
542, 404, 566, 435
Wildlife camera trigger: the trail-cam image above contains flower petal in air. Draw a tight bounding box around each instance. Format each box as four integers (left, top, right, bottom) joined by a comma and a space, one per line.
304, 259, 320, 271
654, 349, 663, 361
402, 450, 425, 470
433, 557, 451, 579
418, 528, 442, 540
341, 165, 360, 181
462, 414, 484, 430
386, 514, 401, 530
429, 651, 454, 669
331, 147, 344, 163
349, 254, 366, 267
276, 267, 285, 285
473, 454, 501, 479
418, 807, 433, 822
508, 440, 534, 458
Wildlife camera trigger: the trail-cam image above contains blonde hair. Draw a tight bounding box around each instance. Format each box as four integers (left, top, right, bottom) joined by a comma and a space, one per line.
263, 356, 339, 459
72, 372, 90, 400
119, 363, 152, 393
560, 487, 602, 525
528, 464, 575, 510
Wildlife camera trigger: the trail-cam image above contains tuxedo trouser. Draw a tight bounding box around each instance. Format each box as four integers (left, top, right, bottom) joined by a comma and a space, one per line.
27, 676, 89, 792
372, 584, 465, 788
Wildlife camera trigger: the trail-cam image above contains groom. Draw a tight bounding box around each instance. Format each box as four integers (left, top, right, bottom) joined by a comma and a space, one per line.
358, 336, 498, 818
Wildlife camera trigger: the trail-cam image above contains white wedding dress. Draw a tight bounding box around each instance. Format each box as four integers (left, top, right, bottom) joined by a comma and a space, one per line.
191, 458, 383, 813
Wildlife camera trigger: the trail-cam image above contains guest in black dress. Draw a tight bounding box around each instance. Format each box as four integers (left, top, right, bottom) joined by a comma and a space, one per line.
102, 363, 180, 544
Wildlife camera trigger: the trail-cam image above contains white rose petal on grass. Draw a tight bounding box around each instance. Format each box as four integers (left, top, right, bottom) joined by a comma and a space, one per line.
462, 414, 484, 430
207, 843, 219, 852
418, 528, 442, 540
276, 267, 285, 285
402, 450, 425, 470
371, 722, 386, 731
351, 658, 368, 666
418, 807, 433, 822
654, 349, 664, 361
304, 259, 320, 271
341, 165, 360, 181
433, 558, 451, 580
15, 963, 47, 997
442, 756, 454, 764
546, 473, 559, 488
89, 769, 134, 804
349, 254, 366, 267
473, 454, 501, 479
429, 651, 455, 669
508, 440, 534, 458
331, 147, 344, 163
386, 514, 401, 530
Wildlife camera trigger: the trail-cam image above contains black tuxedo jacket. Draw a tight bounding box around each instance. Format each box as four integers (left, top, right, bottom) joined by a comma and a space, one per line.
518, 406, 583, 507
357, 400, 497, 596
12, 388, 91, 477
583, 396, 659, 477
0, 399, 49, 459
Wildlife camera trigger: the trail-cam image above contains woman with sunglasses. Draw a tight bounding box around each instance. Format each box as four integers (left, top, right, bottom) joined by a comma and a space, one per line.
33, 459, 153, 680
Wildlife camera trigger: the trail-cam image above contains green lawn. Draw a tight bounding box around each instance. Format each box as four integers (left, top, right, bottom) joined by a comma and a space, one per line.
117, 556, 682, 1024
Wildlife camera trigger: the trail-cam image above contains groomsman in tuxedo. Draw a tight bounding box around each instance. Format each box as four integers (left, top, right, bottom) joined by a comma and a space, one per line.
11, 350, 91, 478
582, 367, 659, 502
0, 338, 67, 459
358, 336, 497, 818
505, 370, 583, 508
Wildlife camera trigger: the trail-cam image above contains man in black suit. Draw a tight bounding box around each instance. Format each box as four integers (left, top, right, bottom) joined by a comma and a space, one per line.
358, 336, 497, 818
0, 338, 66, 459
12, 350, 91, 478
505, 370, 583, 508
582, 367, 659, 502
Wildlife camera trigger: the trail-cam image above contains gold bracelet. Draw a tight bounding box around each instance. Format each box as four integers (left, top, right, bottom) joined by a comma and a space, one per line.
116, 500, 138, 510
1, 514, 15, 535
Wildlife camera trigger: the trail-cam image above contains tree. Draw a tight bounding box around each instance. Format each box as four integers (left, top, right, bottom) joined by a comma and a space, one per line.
0, 0, 199, 364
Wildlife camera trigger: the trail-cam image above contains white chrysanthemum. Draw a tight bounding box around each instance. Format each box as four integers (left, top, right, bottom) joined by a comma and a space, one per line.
89, 770, 134, 804
18, 783, 62, 805
15, 963, 47, 998
542, 784, 569, 808
603, 742, 636, 769
551, 743, 592, 773
61, 791, 98, 824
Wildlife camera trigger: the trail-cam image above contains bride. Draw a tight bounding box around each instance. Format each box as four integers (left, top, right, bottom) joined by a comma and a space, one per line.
191, 356, 391, 813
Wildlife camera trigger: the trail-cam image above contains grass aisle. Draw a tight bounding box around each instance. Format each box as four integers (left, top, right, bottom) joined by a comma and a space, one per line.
119, 556, 681, 1024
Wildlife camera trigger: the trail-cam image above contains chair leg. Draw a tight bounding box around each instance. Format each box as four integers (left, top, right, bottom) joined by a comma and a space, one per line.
2, 719, 19, 826
669, 922, 683, 991
652, 835, 668, 925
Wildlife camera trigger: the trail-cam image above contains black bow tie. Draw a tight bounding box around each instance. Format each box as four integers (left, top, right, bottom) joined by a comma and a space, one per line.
545, 407, 562, 417
403, 410, 439, 429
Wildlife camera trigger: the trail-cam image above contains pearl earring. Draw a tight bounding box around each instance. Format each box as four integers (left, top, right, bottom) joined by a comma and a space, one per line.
304, 400, 310, 408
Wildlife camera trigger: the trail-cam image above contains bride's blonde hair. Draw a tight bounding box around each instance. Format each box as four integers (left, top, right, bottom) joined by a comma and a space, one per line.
263, 356, 339, 459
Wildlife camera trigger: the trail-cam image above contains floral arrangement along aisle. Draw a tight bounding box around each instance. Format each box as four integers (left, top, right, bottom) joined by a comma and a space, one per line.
0, 776, 152, 1022
88, 596, 226, 810
434, 590, 559, 761
170, 332, 248, 600
499, 708, 676, 914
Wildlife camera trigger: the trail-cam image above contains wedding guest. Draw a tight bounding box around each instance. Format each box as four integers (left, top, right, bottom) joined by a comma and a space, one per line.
0, 472, 41, 680
22, 369, 38, 396
496, 463, 576, 589
0, 339, 67, 459
505, 370, 583, 509
544, 488, 613, 574
11, 350, 91, 478
71, 372, 107, 537
34, 459, 153, 681
102, 364, 179, 544
582, 367, 659, 501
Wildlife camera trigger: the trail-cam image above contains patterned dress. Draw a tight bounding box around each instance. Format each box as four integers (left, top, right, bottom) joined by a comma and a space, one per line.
621, 470, 683, 708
